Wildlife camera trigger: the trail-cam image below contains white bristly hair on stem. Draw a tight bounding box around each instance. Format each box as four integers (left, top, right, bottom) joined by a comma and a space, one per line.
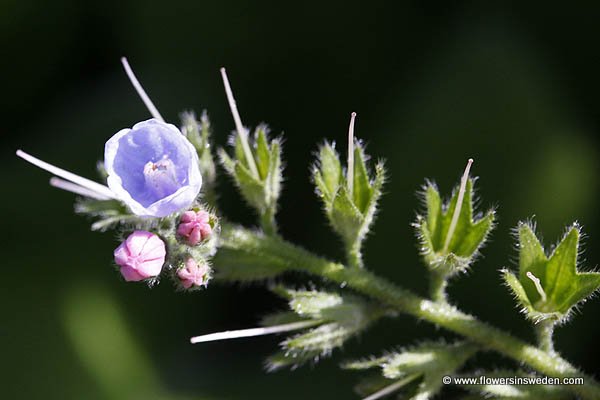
220, 67, 260, 178
190, 319, 322, 344
526, 271, 548, 302
442, 158, 474, 253
121, 57, 165, 122
347, 112, 357, 197
361, 373, 421, 400
50, 177, 112, 200
16, 150, 117, 200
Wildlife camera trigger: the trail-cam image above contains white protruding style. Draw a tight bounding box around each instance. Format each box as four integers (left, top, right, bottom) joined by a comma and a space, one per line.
121, 57, 165, 122
220, 67, 260, 178
50, 177, 112, 200
190, 319, 321, 344
347, 112, 357, 197
443, 158, 474, 253
16, 150, 117, 200
526, 271, 548, 302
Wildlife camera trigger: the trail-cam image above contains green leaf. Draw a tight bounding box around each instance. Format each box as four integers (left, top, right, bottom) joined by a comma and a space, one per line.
416, 178, 495, 274
506, 223, 600, 321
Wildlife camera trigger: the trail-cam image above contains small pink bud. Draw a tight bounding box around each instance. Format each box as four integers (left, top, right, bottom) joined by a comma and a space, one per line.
114, 231, 166, 282
177, 210, 212, 245
177, 258, 210, 289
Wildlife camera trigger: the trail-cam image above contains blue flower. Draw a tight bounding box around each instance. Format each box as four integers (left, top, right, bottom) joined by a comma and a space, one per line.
105, 119, 202, 217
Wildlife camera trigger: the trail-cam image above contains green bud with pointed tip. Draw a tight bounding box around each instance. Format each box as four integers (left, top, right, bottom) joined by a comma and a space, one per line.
219, 125, 283, 234
313, 138, 385, 268
343, 341, 477, 400
265, 287, 385, 370
415, 175, 495, 275
502, 222, 600, 323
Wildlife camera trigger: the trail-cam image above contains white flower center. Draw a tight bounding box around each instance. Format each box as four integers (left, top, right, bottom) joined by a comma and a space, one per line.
143, 155, 179, 198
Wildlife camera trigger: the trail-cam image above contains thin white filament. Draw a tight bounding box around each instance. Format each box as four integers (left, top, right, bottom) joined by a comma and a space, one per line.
121, 57, 165, 122
220, 67, 259, 177
526, 271, 548, 302
190, 319, 321, 344
16, 150, 117, 199
443, 158, 474, 253
361, 374, 420, 400
50, 177, 112, 200
347, 112, 357, 196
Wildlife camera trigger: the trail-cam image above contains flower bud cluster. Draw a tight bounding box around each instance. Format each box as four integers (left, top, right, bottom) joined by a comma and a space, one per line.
114, 206, 218, 290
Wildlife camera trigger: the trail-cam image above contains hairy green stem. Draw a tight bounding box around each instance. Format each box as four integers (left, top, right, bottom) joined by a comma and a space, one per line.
535, 320, 555, 354
429, 270, 449, 303
260, 206, 277, 236
219, 226, 600, 399
346, 240, 363, 269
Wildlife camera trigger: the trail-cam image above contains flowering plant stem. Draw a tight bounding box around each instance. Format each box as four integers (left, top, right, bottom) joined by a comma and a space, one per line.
428, 270, 449, 303
535, 319, 555, 354
219, 225, 600, 400
260, 206, 278, 236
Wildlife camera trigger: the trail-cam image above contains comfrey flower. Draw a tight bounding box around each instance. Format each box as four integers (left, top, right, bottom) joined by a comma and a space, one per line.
177, 258, 210, 289
114, 231, 167, 282
105, 119, 202, 217
177, 210, 212, 245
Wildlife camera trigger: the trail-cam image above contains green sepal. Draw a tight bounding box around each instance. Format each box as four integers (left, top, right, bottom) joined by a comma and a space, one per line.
329, 185, 364, 245
343, 341, 477, 400
219, 126, 283, 230
352, 144, 373, 213
180, 111, 217, 187
313, 140, 386, 267
264, 350, 322, 372
260, 312, 310, 327
503, 222, 600, 322
314, 142, 342, 204
75, 198, 144, 232
416, 179, 495, 274
265, 287, 384, 370
233, 162, 266, 211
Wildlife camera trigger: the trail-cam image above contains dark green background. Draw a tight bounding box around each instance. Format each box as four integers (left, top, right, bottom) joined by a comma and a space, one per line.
2, 1, 600, 399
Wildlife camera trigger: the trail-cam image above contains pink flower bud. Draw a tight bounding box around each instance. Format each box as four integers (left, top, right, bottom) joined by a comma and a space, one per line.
114, 231, 166, 281
177, 210, 212, 245
177, 258, 210, 289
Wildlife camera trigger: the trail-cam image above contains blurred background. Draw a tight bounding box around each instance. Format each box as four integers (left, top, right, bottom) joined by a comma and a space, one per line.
2, 1, 600, 399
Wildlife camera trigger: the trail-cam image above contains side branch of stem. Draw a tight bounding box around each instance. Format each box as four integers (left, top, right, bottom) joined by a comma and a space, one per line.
218, 227, 600, 399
